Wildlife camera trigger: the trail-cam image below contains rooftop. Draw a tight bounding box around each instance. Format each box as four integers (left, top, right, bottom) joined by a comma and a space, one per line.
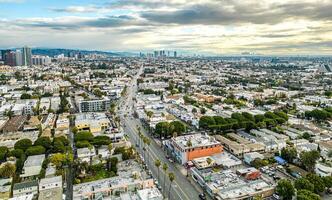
171, 133, 220, 149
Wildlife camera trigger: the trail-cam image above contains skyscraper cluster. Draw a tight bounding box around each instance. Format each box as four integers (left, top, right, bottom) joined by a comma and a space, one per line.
0, 46, 32, 66
0, 46, 51, 66
141, 50, 177, 59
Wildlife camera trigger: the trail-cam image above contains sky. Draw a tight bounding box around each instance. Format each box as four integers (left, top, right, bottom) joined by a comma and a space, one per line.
0, 0, 332, 55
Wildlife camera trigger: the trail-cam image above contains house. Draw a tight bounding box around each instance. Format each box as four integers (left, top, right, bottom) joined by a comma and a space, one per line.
38, 176, 63, 200
77, 147, 96, 163
21, 154, 45, 179
315, 163, 332, 177
0, 178, 12, 199
244, 152, 264, 164
13, 180, 38, 198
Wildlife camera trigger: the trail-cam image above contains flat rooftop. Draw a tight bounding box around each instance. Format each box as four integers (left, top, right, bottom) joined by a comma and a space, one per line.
171, 133, 220, 149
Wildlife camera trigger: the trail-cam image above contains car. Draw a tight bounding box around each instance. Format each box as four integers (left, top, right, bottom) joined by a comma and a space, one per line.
168, 158, 174, 163
199, 193, 206, 200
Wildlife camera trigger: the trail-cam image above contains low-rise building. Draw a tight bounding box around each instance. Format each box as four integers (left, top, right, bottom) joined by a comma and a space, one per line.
75, 112, 110, 134
21, 154, 45, 179
12, 180, 38, 198
38, 176, 63, 200
165, 133, 223, 164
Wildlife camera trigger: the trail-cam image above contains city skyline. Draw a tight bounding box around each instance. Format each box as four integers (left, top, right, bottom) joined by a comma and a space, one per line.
1, 0, 332, 55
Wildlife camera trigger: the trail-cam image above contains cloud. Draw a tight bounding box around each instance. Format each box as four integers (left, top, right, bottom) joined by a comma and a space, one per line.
9, 15, 147, 30
140, 1, 332, 25
50, 6, 101, 13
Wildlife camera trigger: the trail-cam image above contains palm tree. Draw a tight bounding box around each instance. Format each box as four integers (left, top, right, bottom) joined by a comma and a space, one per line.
154, 159, 161, 183
162, 163, 168, 197
168, 172, 175, 200
145, 137, 151, 165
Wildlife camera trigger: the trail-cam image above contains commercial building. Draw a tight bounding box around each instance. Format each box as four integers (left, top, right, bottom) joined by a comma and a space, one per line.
77, 97, 111, 112
165, 133, 223, 164
22, 46, 32, 66
75, 112, 110, 134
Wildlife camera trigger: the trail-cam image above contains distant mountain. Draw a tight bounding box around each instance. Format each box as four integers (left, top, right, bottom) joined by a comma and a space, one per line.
31, 48, 123, 57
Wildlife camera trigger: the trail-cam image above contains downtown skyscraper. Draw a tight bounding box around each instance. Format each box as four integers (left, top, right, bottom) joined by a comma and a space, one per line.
22, 46, 32, 66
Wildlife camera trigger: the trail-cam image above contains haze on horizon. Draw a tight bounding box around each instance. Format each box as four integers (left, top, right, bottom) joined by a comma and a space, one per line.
0, 0, 332, 55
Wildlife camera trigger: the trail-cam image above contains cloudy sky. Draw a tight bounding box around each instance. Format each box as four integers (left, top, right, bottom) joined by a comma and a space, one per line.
0, 0, 332, 55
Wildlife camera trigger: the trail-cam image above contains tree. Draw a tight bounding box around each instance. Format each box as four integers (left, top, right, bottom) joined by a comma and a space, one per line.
200, 107, 206, 114
91, 135, 111, 146
34, 136, 52, 150
162, 163, 168, 197
8, 149, 24, 158
322, 176, 332, 188
306, 174, 325, 194
0, 146, 8, 162
20, 93, 32, 99
276, 179, 295, 200
169, 121, 186, 135
76, 141, 92, 148
14, 139, 32, 151
297, 189, 321, 200
155, 159, 161, 183
281, 147, 297, 163
75, 131, 94, 142
155, 122, 170, 138
199, 116, 215, 129
26, 145, 46, 156
146, 111, 154, 119
0, 163, 16, 178
168, 172, 175, 200
294, 178, 314, 192
192, 108, 197, 113
49, 153, 73, 169
5, 110, 14, 119
300, 150, 320, 172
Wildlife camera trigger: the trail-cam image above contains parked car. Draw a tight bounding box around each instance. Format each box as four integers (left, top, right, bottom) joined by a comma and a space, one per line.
199, 193, 206, 200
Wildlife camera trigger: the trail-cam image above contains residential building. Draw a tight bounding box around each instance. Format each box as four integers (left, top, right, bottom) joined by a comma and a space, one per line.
21, 154, 45, 179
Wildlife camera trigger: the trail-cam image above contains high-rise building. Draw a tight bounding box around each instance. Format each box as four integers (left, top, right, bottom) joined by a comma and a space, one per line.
15, 50, 23, 66
2, 50, 16, 66
174, 51, 177, 58
32, 55, 51, 66
22, 46, 32, 66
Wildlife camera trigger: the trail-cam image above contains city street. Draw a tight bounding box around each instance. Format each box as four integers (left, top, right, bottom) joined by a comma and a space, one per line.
118, 66, 205, 200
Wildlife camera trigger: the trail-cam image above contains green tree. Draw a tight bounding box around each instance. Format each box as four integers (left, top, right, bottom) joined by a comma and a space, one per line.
322, 176, 332, 188
20, 93, 32, 99
168, 172, 175, 200
300, 150, 320, 172
34, 136, 52, 150
276, 179, 295, 200
281, 147, 297, 163
0, 163, 16, 178
297, 189, 321, 200
294, 178, 314, 192
162, 163, 168, 196
14, 139, 32, 151
306, 173, 325, 194
155, 159, 161, 183
169, 121, 186, 135
91, 135, 111, 146
8, 149, 24, 158
199, 116, 215, 129
0, 146, 8, 162
75, 131, 94, 142
26, 145, 46, 156
76, 141, 92, 148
